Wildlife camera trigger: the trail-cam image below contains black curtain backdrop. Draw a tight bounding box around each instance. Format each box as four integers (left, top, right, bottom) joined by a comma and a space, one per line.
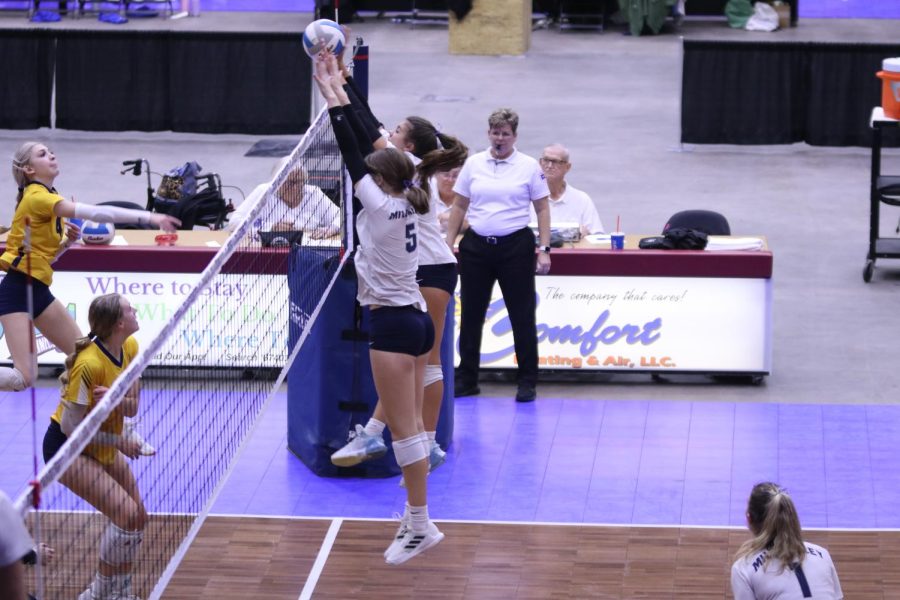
56, 32, 171, 131
168, 33, 311, 134
682, 40, 900, 147
0, 30, 55, 129
7, 30, 310, 134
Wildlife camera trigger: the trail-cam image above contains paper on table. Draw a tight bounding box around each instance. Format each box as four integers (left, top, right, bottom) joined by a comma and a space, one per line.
303, 237, 341, 248
110, 235, 128, 246
583, 233, 612, 245
205, 240, 220, 248
705, 236, 764, 251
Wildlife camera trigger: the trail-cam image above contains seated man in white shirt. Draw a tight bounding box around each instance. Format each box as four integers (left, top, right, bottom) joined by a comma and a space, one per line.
228, 166, 340, 239
532, 143, 605, 236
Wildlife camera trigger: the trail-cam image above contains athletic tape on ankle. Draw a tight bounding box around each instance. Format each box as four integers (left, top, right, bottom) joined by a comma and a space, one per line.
424, 364, 443, 387
392, 433, 428, 467
99, 523, 143, 566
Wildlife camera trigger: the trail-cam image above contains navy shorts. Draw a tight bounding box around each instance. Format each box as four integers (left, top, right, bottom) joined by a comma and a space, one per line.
0, 269, 57, 318
369, 305, 435, 357
43, 419, 68, 463
416, 262, 458, 295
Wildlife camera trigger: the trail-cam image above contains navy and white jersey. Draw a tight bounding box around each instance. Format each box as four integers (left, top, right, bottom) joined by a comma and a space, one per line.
354, 175, 426, 311
731, 542, 843, 600
417, 179, 456, 266
385, 141, 455, 266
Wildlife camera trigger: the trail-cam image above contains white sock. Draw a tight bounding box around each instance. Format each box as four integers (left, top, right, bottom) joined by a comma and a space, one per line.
426, 431, 437, 448
364, 418, 385, 437
408, 504, 429, 533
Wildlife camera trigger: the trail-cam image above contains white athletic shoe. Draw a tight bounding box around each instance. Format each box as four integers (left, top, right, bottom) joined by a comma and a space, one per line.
384, 520, 444, 566
330, 425, 387, 467
124, 420, 156, 456
383, 512, 410, 559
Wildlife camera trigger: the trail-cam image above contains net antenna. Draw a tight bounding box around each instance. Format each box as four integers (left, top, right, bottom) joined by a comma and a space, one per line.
15, 102, 353, 599
22, 217, 46, 600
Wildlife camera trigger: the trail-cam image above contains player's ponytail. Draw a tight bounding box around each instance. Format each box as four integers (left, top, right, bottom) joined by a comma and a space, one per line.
12, 142, 40, 207
364, 148, 429, 215
58, 294, 125, 388
415, 135, 468, 199
59, 336, 95, 389
736, 482, 807, 573
404, 186, 429, 215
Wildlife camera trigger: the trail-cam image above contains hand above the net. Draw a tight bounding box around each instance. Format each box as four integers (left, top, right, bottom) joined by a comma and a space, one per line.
313, 55, 340, 106
336, 30, 352, 78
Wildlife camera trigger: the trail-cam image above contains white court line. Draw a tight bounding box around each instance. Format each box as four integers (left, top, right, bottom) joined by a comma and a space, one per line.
299, 517, 343, 600
205, 512, 900, 533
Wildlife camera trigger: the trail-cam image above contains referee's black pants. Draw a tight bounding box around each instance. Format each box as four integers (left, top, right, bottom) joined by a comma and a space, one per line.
457, 227, 538, 388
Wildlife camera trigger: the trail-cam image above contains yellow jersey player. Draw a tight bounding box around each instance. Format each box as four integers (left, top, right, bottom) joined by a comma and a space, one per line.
42, 293, 148, 600
1, 141, 178, 392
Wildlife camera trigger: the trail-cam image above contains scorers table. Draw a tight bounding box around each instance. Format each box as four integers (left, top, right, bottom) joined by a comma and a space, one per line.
0, 231, 773, 379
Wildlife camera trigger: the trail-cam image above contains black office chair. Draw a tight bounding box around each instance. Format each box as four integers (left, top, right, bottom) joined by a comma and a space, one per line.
663, 210, 731, 236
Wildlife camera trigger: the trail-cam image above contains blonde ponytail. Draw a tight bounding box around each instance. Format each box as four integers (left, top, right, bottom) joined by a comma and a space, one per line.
58, 336, 94, 389
736, 482, 807, 574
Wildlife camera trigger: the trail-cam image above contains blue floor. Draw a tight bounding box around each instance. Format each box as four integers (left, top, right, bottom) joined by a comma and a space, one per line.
213, 393, 900, 528
4, 387, 899, 530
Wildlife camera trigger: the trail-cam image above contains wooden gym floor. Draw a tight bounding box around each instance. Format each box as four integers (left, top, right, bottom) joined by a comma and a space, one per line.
161, 516, 900, 599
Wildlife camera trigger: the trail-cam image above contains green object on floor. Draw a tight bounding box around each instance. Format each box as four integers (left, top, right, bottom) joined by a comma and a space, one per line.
618, 0, 676, 36
726, 0, 754, 28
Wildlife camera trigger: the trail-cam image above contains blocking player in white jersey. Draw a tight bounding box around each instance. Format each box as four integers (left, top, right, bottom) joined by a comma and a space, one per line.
732, 482, 843, 600
327, 54, 468, 488
314, 53, 443, 566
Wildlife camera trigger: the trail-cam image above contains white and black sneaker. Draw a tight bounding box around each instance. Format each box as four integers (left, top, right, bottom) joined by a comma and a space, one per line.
383, 512, 410, 559
384, 520, 444, 566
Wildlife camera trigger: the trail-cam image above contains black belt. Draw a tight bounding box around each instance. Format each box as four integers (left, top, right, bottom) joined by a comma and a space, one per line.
469, 228, 525, 245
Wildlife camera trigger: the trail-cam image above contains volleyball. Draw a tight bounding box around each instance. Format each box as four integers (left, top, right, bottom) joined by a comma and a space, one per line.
81, 221, 116, 245
302, 19, 345, 58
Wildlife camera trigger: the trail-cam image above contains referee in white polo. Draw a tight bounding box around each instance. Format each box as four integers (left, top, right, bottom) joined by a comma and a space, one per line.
444, 108, 551, 403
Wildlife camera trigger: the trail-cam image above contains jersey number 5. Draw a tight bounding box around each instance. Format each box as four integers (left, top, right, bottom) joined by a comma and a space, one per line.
405, 223, 417, 253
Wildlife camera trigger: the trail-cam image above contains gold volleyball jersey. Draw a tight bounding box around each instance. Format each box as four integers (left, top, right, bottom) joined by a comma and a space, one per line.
51, 336, 139, 465
0, 182, 66, 286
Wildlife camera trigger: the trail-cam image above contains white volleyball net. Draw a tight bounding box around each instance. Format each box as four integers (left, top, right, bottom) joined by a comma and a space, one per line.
13, 103, 352, 600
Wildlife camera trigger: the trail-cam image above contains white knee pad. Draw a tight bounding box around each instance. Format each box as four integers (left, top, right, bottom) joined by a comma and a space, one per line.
424, 364, 443, 388
0, 367, 26, 391
99, 523, 143, 566
392, 433, 428, 467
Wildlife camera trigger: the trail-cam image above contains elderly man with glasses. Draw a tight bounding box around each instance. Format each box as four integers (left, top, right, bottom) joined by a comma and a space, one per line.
535, 143, 605, 236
